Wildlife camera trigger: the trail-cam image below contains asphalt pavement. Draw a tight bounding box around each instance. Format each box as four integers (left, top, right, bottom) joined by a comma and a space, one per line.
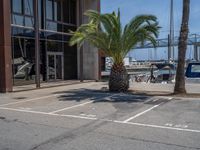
0, 82, 200, 150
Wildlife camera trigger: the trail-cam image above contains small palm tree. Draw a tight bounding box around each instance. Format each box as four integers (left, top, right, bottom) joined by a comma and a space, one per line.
69, 10, 160, 92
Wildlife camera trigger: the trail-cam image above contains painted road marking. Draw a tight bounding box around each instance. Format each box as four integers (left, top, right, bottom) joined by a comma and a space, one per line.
0, 107, 97, 120
48, 93, 120, 114
114, 121, 200, 133
48, 100, 95, 114
165, 123, 188, 129
0, 94, 62, 107
122, 102, 164, 123
0, 106, 200, 134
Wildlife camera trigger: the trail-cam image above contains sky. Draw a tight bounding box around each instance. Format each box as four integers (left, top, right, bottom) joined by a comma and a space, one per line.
101, 0, 200, 60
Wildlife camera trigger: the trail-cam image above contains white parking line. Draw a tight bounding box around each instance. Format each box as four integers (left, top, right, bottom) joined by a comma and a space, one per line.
114, 121, 200, 133
0, 106, 200, 134
0, 94, 61, 107
49, 100, 95, 114
122, 102, 163, 123
0, 107, 97, 120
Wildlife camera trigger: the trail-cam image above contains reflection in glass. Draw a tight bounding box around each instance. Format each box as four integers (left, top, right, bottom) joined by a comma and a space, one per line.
48, 55, 55, 80
12, 38, 36, 85
24, 0, 34, 15
54, 0, 62, 21
70, 0, 77, 24
12, 27, 24, 37
47, 41, 63, 52
46, 0, 53, 20
24, 29, 35, 37
12, 15, 24, 26
12, 0, 23, 13
56, 55, 62, 79
46, 21, 62, 32
25, 17, 34, 27
62, 0, 70, 23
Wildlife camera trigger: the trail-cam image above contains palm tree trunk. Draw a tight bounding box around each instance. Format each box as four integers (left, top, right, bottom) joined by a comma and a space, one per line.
109, 62, 129, 92
174, 0, 190, 94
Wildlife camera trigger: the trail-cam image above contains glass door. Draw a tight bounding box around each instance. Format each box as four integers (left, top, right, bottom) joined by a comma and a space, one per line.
47, 52, 63, 81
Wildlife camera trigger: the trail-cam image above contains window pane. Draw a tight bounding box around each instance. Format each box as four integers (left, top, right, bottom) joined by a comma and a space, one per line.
54, 0, 62, 21
70, 0, 76, 24
191, 65, 200, 73
12, 14, 24, 26
39, 0, 42, 28
47, 41, 62, 52
62, 0, 70, 23
25, 17, 34, 27
12, 0, 23, 13
46, 0, 53, 20
46, 21, 62, 32
24, 0, 34, 15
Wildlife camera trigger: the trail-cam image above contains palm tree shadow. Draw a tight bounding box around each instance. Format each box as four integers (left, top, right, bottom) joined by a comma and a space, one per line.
53, 89, 150, 104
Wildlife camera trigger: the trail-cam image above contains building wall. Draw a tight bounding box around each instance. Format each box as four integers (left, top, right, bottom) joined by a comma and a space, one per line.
80, 0, 100, 80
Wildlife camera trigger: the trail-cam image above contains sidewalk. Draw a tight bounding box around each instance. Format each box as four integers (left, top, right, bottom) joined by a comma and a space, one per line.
130, 82, 200, 94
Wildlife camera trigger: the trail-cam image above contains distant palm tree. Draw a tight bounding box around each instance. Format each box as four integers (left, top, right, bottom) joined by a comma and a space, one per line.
70, 10, 159, 92
174, 0, 190, 94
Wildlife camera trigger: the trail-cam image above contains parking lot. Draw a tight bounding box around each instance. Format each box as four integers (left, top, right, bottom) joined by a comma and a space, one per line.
0, 82, 200, 150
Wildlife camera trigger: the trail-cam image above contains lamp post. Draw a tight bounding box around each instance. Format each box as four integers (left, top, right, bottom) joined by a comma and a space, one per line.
34, 0, 40, 88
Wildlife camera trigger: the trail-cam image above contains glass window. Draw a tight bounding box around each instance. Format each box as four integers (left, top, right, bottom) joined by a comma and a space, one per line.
12, 27, 24, 37
191, 65, 200, 73
12, 14, 24, 26
12, 38, 36, 86
12, 0, 23, 13
62, 0, 70, 23
63, 24, 76, 33
46, 33, 63, 41
47, 41, 63, 52
24, 29, 35, 37
25, 17, 34, 27
24, 0, 34, 16
46, 0, 53, 20
46, 21, 62, 32
38, 0, 42, 29
70, 0, 76, 24
54, 0, 62, 21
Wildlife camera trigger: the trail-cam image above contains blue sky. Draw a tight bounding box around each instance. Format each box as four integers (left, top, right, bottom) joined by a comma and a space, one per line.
101, 0, 200, 60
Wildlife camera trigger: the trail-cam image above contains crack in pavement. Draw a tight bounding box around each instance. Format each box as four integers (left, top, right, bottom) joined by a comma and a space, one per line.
29, 120, 108, 150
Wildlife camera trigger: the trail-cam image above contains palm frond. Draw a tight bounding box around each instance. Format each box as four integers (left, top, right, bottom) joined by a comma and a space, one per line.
69, 10, 160, 65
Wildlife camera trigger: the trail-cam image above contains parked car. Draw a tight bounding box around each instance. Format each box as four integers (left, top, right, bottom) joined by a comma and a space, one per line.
185, 62, 200, 83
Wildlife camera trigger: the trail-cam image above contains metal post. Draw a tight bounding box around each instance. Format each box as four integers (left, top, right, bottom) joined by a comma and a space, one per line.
34, 0, 40, 88
79, 0, 84, 82
170, 0, 175, 60
168, 34, 171, 62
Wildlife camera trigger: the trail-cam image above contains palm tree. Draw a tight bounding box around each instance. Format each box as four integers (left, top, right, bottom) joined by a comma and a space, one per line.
174, 0, 190, 94
70, 10, 160, 92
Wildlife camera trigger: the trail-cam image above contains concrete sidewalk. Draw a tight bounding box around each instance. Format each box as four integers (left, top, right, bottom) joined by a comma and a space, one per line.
130, 82, 200, 94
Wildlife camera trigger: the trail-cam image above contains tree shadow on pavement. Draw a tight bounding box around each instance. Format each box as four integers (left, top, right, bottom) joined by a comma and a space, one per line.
53, 88, 150, 103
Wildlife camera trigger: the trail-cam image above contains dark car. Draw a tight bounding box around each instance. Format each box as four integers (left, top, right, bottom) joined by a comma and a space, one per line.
185, 62, 200, 83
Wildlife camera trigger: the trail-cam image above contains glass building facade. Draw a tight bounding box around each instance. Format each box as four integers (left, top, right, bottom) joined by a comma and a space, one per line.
11, 0, 78, 86
0, 0, 100, 92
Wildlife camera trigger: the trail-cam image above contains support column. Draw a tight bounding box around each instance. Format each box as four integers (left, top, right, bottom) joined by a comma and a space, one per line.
0, 0, 12, 92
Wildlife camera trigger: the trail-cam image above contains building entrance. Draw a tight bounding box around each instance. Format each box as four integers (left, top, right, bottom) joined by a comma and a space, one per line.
47, 52, 63, 81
